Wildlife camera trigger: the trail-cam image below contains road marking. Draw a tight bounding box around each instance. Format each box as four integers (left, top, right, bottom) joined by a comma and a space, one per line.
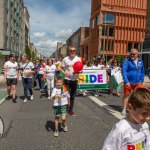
0, 98, 6, 105
89, 96, 125, 120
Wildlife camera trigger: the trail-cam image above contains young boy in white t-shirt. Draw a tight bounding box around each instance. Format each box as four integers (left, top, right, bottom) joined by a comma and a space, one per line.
102, 88, 150, 150
51, 76, 70, 137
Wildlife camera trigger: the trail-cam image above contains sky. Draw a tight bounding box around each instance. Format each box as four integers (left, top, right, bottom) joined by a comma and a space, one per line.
24, 0, 91, 56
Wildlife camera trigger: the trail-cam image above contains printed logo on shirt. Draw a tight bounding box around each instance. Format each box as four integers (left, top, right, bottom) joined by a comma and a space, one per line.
127, 140, 145, 150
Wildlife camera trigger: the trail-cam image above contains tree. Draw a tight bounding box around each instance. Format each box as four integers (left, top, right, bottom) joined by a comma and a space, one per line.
0, 51, 3, 59
25, 45, 31, 60
117, 56, 125, 64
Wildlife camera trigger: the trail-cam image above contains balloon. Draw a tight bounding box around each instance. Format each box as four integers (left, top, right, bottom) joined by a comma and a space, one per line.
73, 61, 83, 73
82, 58, 86, 63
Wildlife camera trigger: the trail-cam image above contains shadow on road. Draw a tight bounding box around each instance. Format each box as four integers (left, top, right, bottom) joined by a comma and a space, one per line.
45, 120, 63, 132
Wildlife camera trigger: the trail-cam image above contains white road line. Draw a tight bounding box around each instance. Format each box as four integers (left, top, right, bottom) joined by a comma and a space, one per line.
89, 96, 125, 120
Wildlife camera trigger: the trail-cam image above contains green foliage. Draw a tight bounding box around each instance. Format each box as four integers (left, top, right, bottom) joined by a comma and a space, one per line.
0, 51, 3, 59
116, 56, 125, 64
25, 45, 31, 60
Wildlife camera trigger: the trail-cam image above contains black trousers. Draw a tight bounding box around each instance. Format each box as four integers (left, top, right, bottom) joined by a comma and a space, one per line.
64, 79, 78, 112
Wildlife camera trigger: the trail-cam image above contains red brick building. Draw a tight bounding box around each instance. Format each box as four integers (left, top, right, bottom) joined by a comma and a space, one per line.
66, 27, 89, 56
89, 0, 147, 61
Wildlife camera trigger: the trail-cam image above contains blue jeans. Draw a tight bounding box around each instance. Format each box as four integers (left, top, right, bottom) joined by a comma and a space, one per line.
37, 74, 45, 90
22, 78, 33, 98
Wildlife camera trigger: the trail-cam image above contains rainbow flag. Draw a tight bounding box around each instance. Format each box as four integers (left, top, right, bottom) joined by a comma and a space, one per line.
62, 84, 67, 93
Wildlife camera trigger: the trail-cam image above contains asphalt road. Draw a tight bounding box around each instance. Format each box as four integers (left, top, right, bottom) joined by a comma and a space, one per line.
0, 82, 127, 150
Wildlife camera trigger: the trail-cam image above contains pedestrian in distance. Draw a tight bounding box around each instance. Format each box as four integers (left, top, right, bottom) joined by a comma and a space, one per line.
3, 54, 19, 103
121, 49, 144, 116
108, 59, 122, 97
102, 88, 150, 150
51, 76, 70, 137
45, 58, 56, 99
61, 46, 81, 116
20, 55, 35, 103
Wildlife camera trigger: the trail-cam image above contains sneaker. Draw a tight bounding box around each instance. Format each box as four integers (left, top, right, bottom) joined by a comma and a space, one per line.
48, 96, 51, 100
30, 95, 34, 100
23, 98, 27, 103
5, 95, 11, 100
94, 94, 98, 97
13, 99, 17, 103
63, 125, 68, 132
121, 109, 127, 116
54, 130, 59, 137
83, 93, 86, 97
69, 112, 76, 117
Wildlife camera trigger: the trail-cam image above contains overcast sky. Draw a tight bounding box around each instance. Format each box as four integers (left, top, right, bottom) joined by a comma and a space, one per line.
24, 0, 91, 56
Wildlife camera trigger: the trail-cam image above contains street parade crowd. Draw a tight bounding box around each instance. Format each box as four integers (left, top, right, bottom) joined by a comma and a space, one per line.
1, 46, 150, 149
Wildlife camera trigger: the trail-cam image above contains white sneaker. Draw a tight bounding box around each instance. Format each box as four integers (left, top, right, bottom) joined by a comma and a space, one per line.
30, 95, 34, 100
54, 130, 59, 137
83, 93, 86, 97
121, 109, 127, 116
63, 125, 68, 132
23, 98, 27, 103
94, 94, 98, 97
48, 96, 51, 100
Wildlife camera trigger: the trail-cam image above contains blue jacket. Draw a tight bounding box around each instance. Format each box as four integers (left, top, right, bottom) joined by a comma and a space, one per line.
122, 58, 144, 84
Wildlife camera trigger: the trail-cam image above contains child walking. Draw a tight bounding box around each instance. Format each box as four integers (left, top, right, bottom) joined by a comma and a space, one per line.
51, 76, 70, 137
102, 88, 150, 150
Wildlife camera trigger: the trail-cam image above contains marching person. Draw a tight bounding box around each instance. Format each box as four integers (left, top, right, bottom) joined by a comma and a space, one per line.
108, 59, 122, 97
121, 49, 144, 115
61, 46, 81, 116
45, 58, 56, 99
20, 55, 35, 103
3, 54, 19, 103
102, 88, 150, 149
51, 76, 70, 137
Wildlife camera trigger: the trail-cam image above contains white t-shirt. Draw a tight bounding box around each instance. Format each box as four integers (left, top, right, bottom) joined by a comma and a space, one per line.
46, 65, 56, 79
62, 56, 81, 80
21, 62, 34, 78
37, 63, 46, 74
83, 65, 91, 69
102, 119, 150, 150
51, 88, 70, 106
91, 65, 99, 69
98, 64, 104, 69
3, 61, 18, 78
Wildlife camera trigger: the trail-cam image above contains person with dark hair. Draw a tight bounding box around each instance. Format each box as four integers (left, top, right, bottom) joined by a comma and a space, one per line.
61, 46, 81, 116
3, 54, 19, 103
108, 59, 122, 96
102, 88, 150, 149
20, 55, 35, 103
36, 59, 46, 92
45, 58, 56, 99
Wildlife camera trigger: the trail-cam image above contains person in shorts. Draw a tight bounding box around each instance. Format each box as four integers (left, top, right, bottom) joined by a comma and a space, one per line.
102, 88, 150, 150
3, 54, 19, 103
121, 49, 144, 115
51, 76, 70, 137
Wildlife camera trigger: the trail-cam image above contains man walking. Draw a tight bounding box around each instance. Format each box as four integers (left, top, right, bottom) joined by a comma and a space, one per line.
61, 46, 81, 116
121, 49, 144, 115
4, 54, 19, 103
20, 55, 35, 103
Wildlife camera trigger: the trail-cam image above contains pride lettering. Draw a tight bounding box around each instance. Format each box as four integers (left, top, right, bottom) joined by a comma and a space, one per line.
78, 74, 103, 83
127, 141, 144, 150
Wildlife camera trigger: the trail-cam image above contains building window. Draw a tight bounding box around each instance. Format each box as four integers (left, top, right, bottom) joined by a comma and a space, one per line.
92, 19, 94, 28
128, 42, 133, 52
96, 15, 100, 25
109, 27, 114, 36
102, 27, 107, 36
134, 43, 138, 49
103, 13, 115, 25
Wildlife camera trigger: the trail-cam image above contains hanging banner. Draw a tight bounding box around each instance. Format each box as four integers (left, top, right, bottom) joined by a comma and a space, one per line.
77, 69, 108, 90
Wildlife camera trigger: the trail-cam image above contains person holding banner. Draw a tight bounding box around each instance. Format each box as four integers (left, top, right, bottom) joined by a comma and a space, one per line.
108, 59, 122, 97
61, 46, 81, 116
